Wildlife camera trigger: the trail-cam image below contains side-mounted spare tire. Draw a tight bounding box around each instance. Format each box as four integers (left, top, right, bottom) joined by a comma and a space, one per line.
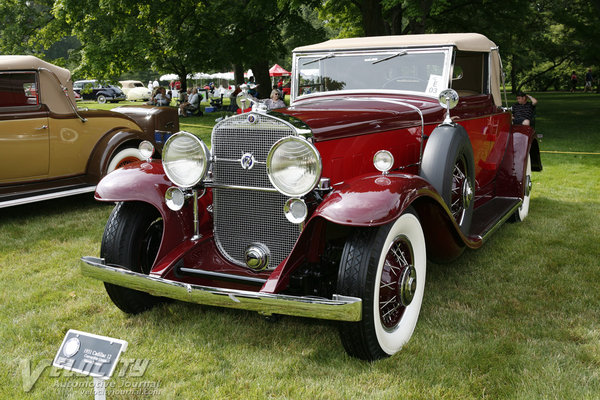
420, 124, 475, 235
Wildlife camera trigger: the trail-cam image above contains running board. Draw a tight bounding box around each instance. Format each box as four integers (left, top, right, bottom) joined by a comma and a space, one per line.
470, 197, 521, 241
0, 186, 95, 208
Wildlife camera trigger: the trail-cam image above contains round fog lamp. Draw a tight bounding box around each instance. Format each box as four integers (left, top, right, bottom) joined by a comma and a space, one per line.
165, 186, 186, 211
373, 150, 394, 173
139, 140, 155, 160
284, 198, 308, 224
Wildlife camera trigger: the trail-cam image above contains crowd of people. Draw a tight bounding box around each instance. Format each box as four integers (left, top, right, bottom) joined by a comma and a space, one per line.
141, 74, 289, 116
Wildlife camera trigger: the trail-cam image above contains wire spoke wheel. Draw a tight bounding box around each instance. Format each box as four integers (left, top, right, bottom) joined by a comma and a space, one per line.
337, 209, 426, 360
450, 155, 472, 226
378, 235, 415, 330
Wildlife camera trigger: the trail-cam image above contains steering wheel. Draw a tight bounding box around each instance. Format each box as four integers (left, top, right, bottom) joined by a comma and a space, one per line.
382, 76, 427, 90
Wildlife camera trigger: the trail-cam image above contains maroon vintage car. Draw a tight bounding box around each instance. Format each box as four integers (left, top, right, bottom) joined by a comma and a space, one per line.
81, 33, 541, 360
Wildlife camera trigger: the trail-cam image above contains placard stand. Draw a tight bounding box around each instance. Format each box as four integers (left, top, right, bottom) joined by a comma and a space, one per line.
53, 329, 128, 400
93, 378, 106, 400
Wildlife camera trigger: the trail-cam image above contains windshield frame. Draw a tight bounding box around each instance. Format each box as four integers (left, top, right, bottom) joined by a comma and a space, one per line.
290, 46, 453, 104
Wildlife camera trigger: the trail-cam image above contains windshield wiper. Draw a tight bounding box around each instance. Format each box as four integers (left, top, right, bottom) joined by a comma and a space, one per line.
303, 53, 335, 66
372, 51, 407, 64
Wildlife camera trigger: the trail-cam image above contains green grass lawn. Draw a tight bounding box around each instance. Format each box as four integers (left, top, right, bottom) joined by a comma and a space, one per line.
1, 93, 599, 399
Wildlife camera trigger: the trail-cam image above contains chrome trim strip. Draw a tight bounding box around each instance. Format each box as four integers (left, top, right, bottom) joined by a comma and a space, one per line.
80, 257, 362, 322
0, 186, 95, 208
214, 157, 266, 166
480, 199, 522, 243
204, 182, 278, 192
178, 267, 267, 286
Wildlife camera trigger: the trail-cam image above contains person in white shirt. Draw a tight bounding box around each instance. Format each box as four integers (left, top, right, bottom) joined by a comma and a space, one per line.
264, 89, 286, 110
179, 88, 200, 116
154, 87, 170, 106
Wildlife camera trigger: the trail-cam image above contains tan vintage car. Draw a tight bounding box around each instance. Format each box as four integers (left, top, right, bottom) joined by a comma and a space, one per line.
119, 80, 152, 102
0, 55, 179, 208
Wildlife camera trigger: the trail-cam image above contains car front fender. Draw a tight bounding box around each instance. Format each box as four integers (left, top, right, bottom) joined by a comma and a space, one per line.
262, 173, 470, 293
312, 173, 439, 227
94, 161, 210, 264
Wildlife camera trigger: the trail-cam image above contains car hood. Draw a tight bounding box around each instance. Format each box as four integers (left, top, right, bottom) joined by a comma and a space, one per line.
275, 94, 445, 142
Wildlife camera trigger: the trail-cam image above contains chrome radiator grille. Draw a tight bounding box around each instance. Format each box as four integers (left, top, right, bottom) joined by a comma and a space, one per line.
211, 113, 301, 269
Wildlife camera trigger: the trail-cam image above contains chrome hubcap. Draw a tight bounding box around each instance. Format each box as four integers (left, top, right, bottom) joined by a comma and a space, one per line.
525, 175, 532, 196
462, 178, 473, 209
398, 265, 417, 306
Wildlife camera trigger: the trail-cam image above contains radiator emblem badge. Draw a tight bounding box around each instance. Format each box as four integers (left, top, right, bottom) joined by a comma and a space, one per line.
240, 153, 255, 170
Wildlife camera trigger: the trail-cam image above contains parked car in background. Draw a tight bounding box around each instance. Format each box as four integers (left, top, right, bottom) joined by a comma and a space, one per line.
0, 55, 179, 208
81, 34, 542, 360
73, 79, 126, 103
120, 80, 152, 102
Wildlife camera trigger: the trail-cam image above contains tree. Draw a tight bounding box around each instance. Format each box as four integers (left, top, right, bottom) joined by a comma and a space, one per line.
47, 0, 218, 88
0, 0, 55, 55
208, 0, 326, 95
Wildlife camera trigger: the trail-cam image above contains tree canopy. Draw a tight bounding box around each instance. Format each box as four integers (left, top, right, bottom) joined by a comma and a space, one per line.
0, 0, 597, 94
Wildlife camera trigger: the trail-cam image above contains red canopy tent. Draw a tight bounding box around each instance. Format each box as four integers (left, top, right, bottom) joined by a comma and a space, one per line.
269, 64, 291, 76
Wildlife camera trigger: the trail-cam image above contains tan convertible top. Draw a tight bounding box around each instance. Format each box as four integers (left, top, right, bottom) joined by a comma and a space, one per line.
0, 55, 76, 113
293, 33, 504, 107
294, 33, 497, 53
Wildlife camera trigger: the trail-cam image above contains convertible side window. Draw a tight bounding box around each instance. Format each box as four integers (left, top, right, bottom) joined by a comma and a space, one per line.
452, 51, 489, 97
0, 72, 39, 107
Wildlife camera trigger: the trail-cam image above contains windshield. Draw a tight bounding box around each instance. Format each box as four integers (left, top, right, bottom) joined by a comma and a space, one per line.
293, 49, 449, 99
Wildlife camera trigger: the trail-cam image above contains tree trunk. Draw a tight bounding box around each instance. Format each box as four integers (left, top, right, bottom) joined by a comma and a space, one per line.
251, 59, 272, 99
176, 68, 188, 92
233, 63, 245, 86
384, 5, 404, 35
510, 54, 518, 94
360, 0, 387, 36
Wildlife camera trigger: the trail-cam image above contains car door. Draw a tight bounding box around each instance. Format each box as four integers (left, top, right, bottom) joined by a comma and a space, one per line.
0, 71, 49, 183
452, 51, 510, 193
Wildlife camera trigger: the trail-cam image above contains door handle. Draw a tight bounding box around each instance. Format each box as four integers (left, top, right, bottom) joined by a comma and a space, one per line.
35, 125, 48, 130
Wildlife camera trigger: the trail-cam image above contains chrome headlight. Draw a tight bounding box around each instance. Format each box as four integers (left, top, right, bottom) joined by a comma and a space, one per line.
266, 136, 322, 197
162, 131, 210, 188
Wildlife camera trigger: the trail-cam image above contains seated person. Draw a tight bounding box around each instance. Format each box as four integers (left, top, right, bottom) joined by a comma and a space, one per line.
263, 89, 286, 110
178, 88, 200, 116
512, 91, 537, 126
154, 87, 170, 106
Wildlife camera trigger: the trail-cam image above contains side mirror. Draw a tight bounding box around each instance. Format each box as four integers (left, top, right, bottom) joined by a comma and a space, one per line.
438, 89, 459, 125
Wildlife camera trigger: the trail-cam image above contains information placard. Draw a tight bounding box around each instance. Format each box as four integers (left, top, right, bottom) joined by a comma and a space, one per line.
53, 329, 128, 380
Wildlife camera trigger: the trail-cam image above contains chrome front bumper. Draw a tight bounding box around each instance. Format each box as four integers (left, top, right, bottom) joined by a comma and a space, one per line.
80, 257, 362, 322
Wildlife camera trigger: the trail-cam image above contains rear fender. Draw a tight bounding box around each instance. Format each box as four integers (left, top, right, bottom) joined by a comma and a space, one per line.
497, 125, 542, 198
86, 128, 145, 181
94, 161, 212, 264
